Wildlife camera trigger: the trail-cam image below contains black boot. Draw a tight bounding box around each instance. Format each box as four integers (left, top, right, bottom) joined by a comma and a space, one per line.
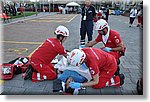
114, 66, 120, 76
80, 39, 85, 45
114, 59, 121, 75
119, 74, 125, 86
137, 78, 143, 95
24, 64, 33, 80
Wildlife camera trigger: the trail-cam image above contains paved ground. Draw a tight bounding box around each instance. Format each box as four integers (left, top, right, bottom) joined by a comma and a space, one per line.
0, 13, 142, 95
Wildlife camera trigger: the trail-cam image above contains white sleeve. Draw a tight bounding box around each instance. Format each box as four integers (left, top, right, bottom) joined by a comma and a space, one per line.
54, 56, 68, 71
130, 9, 133, 13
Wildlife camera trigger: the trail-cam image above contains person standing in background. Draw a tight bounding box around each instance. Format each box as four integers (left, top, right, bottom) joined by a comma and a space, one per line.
136, 7, 143, 27
105, 5, 109, 22
129, 6, 138, 27
80, 0, 96, 45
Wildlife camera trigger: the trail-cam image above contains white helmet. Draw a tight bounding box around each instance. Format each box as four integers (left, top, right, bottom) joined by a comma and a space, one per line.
54, 25, 69, 37
68, 49, 86, 66
94, 19, 109, 30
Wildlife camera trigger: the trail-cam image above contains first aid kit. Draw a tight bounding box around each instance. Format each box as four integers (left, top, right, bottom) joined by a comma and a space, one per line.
0, 64, 15, 80
0, 57, 30, 80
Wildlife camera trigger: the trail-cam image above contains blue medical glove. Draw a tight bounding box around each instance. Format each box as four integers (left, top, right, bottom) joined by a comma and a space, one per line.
69, 82, 82, 89
102, 47, 112, 52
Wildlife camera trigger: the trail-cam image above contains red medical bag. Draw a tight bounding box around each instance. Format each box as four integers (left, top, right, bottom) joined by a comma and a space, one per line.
0, 64, 15, 80
0, 57, 30, 80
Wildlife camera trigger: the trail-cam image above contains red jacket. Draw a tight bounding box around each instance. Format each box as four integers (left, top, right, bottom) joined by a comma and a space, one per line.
31, 38, 66, 64
82, 48, 117, 77
95, 30, 126, 60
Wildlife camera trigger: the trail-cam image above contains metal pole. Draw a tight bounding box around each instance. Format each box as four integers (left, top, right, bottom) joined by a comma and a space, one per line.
39, 0, 41, 12
35, 0, 38, 16
43, 0, 44, 15
53, 0, 54, 12
49, 0, 50, 14
23, 0, 25, 19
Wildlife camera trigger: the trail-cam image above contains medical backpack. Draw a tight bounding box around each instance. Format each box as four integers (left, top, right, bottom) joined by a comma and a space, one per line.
0, 63, 15, 80
0, 57, 30, 80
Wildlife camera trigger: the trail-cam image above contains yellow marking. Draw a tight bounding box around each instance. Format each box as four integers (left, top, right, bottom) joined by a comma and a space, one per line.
8, 48, 28, 55
26, 15, 78, 56
0, 41, 42, 85
29, 14, 78, 23
39, 18, 68, 20
29, 19, 67, 23
1, 41, 42, 45
0, 80, 4, 84
1, 14, 78, 84
1, 40, 43, 56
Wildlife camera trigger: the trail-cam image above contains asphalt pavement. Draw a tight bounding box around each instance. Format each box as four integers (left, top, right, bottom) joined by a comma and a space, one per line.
0, 13, 142, 95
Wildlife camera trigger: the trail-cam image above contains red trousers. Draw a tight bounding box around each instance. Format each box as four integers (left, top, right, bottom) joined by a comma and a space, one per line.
108, 51, 121, 61
92, 58, 120, 89
30, 57, 56, 82
138, 16, 142, 24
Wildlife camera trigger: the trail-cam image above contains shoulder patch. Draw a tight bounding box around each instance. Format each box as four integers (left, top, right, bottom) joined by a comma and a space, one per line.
90, 69, 95, 75
115, 39, 120, 43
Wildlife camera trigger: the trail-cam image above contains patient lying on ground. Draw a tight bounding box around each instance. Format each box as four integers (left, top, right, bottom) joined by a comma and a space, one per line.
53, 56, 92, 95
57, 69, 87, 94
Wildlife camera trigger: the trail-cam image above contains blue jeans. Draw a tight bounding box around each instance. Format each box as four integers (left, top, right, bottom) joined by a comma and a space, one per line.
58, 70, 87, 83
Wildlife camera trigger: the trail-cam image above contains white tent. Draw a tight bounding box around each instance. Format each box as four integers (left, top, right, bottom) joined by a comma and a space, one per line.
66, 2, 80, 7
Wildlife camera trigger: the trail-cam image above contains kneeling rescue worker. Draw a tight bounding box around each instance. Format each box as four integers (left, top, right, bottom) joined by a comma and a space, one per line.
23, 25, 69, 82
68, 48, 125, 89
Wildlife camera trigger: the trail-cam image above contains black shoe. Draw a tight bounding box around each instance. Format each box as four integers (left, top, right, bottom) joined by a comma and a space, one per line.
119, 74, 125, 86
24, 64, 33, 80
137, 78, 143, 95
114, 66, 120, 76
80, 40, 85, 45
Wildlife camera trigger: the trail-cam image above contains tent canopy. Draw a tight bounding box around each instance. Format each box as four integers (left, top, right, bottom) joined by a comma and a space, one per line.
66, 2, 80, 7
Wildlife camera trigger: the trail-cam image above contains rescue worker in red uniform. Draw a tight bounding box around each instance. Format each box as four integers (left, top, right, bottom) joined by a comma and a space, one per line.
23, 25, 69, 82
86, 19, 126, 75
67, 48, 125, 89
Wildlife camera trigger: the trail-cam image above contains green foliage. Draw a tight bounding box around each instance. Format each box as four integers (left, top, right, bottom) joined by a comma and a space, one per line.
10, 12, 37, 19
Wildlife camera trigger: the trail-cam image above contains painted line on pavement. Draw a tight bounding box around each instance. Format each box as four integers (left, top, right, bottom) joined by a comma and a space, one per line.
0, 80, 4, 84
66, 15, 78, 23
8, 48, 28, 55
0, 41, 42, 85
1, 41, 42, 45
26, 14, 77, 56
29, 20, 67, 23
29, 15, 78, 23
1, 14, 77, 85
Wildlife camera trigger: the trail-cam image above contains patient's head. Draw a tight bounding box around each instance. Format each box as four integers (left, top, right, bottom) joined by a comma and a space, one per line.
65, 77, 75, 94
